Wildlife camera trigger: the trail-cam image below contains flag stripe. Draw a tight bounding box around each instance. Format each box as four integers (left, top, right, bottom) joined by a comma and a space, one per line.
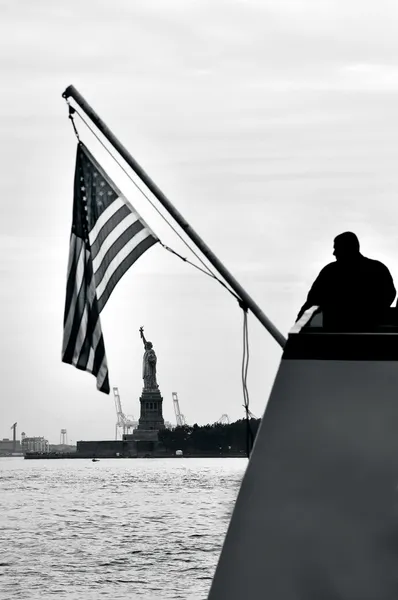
95, 229, 152, 310
91, 203, 135, 263
96, 355, 109, 390
63, 236, 84, 326
76, 306, 101, 371
97, 235, 157, 312
95, 227, 154, 300
90, 199, 129, 258
85, 318, 103, 372
99, 370, 110, 393
93, 219, 145, 285
72, 259, 97, 365
89, 197, 125, 240
62, 241, 86, 357
72, 304, 89, 365
92, 332, 106, 376
66, 230, 82, 280
64, 250, 94, 365
63, 268, 90, 364
86, 346, 95, 374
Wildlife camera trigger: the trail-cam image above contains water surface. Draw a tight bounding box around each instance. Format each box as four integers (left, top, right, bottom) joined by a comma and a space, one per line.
0, 457, 246, 599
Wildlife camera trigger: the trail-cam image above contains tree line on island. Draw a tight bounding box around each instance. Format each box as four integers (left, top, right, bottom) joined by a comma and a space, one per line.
158, 418, 261, 454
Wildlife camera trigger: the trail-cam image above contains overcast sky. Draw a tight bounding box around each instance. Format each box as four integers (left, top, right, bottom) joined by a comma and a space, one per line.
2, 0, 398, 444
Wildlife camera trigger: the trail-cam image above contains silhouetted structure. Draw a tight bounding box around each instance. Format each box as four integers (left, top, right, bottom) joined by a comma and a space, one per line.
158, 419, 261, 454
297, 232, 396, 330
22, 436, 49, 453
122, 327, 166, 454
133, 327, 165, 433
60, 429, 68, 445
0, 438, 22, 456
11, 422, 17, 453
139, 326, 158, 390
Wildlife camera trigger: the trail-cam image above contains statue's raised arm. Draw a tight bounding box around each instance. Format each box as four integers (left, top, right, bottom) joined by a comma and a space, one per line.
139, 326, 147, 346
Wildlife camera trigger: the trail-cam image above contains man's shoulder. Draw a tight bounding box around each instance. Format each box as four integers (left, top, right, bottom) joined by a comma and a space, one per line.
362, 256, 390, 272
319, 261, 338, 274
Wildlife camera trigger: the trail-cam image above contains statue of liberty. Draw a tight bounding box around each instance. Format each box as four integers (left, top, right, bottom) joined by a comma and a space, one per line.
139, 327, 158, 390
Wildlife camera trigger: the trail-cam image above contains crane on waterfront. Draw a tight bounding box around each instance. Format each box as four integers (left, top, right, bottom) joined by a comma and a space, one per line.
113, 387, 138, 440
172, 392, 186, 427
217, 414, 230, 425
10, 422, 17, 452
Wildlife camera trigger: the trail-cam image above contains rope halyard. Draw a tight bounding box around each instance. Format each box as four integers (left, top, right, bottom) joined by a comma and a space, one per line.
65, 101, 80, 142
160, 243, 242, 303
240, 304, 254, 458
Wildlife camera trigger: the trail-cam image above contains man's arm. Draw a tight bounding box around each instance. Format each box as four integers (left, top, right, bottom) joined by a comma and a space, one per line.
296, 268, 327, 321
377, 263, 396, 307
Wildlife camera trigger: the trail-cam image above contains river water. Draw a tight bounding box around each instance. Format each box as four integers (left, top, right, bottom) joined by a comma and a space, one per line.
0, 457, 246, 600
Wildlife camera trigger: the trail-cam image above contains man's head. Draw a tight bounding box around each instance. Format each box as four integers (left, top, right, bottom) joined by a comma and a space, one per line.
145, 341, 153, 350
333, 232, 360, 261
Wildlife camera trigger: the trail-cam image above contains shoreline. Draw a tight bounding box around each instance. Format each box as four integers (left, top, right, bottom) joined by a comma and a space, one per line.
23, 452, 247, 460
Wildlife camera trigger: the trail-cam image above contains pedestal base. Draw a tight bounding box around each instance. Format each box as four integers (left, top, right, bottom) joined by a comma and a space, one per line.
134, 388, 165, 435
131, 429, 159, 442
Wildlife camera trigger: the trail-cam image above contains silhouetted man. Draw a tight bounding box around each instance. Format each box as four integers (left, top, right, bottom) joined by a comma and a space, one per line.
297, 232, 396, 330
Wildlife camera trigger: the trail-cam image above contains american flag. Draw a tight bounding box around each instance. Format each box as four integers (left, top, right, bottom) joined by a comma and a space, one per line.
62, 142, 158, 393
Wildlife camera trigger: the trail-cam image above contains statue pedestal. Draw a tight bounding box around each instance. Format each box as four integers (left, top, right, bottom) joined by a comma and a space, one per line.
132, 388, 165, 442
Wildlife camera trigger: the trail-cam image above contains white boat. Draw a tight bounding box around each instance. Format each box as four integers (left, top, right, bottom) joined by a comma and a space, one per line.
208, 308, 398, 599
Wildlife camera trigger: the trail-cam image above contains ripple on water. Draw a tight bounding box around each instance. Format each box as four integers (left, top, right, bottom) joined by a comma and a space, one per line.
0, 457, 246, 599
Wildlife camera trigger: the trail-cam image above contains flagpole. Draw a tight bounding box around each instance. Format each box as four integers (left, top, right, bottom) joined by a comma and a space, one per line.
62, 85, 286, 349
